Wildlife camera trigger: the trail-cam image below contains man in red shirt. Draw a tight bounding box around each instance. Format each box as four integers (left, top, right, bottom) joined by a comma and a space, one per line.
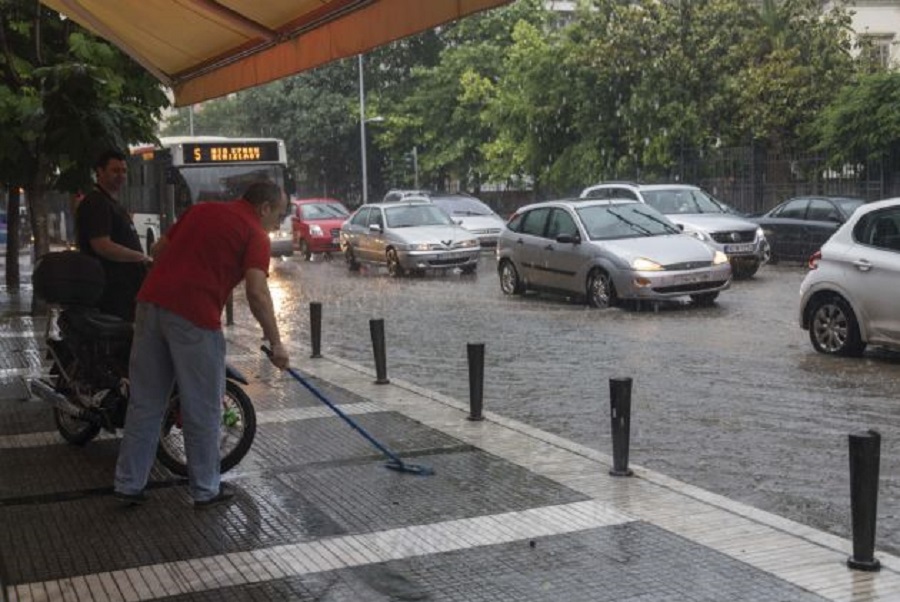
114, 180, 290, 507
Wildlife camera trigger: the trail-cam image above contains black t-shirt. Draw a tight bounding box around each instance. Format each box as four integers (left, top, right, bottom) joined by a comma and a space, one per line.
76, 186, 146, 321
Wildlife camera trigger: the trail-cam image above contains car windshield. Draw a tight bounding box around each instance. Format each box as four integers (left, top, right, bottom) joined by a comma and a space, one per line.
641, 189, 727, 215
300, 203, 347, 219
576, 204, 679, 240
431, 196, 494, 216
385, 204, 454, 228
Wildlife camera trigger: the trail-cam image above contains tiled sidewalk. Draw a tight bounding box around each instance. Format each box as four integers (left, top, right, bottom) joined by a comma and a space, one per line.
1, 285, 899, 600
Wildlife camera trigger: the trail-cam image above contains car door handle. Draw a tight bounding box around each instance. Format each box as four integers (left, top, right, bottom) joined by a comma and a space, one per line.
853, 259, 873, 272
516, 238, 524, 245
544, 244, 554, 251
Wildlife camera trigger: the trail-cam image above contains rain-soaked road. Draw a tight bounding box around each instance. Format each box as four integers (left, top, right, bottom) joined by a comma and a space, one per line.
264, 252, 900, 554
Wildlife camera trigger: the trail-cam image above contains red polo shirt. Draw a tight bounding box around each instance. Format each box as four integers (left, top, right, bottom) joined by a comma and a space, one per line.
138, 200, 271, 329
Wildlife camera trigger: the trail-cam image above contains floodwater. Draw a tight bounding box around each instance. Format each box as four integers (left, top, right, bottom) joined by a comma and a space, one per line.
264, 253, 900, 554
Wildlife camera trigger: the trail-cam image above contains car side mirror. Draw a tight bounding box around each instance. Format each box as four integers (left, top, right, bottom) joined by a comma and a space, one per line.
369, 223, 382, 233
556, 234, 581, 245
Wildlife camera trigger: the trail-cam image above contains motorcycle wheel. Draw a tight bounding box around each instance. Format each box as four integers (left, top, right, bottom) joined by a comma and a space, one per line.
156, 380, 257, 476
49, 356, 101, 446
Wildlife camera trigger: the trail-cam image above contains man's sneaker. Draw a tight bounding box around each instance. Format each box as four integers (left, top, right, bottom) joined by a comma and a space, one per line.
114, 490, 148, 506
194, 483, 235, 509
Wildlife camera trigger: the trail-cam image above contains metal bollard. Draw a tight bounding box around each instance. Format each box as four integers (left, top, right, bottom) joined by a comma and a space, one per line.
467, 343, 485, 421
369, 319, 390, 384
309, 302, 322, 359
847, 429, 881, 571
225, 292, 234, 326
609, 377, 633, 477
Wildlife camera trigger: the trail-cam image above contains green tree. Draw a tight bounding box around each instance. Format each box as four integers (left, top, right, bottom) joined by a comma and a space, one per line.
0, 0, 167, 289
814, 71, 900, 169
373, 0, 549, 193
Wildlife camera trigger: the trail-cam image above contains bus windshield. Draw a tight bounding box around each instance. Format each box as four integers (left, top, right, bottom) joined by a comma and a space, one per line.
179, 165, 286, 203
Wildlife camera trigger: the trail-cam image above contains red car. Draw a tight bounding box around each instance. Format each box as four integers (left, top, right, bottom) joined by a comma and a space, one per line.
291, 198, 350, 260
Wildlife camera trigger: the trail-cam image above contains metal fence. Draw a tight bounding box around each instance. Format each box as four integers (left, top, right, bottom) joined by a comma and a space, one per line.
481, 146, 900, 217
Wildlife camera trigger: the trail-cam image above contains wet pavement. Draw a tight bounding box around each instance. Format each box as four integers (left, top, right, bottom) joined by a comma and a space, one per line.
3, 249, 900, 600
255, 253, 900, 555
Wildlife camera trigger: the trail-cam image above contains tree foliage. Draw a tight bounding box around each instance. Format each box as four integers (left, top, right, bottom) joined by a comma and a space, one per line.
158, 0, 868, 202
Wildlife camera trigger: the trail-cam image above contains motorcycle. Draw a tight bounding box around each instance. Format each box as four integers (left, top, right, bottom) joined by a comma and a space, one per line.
28, 251, 256, 476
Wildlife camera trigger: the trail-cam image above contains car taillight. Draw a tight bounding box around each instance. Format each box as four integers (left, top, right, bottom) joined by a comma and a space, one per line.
807, 250, 821, 270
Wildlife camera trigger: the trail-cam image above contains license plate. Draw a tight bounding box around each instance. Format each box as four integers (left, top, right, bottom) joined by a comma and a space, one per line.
332, 237, 340, 245
677, 272, 711, 284
725, 243, 754, 254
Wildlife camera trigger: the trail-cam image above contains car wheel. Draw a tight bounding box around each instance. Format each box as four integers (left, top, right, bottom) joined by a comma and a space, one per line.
345, 247, 360, 272
690, 292, 719, 306
498, 260, 524, 295
386, 249, 405, 277
586, 269, 616, 308
808, 295, 866, 357
299, 239, 312, 261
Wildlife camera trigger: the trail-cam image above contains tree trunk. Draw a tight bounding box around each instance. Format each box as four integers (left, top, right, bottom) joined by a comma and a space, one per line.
28, 159, 52, 316
5, 185, 21, 291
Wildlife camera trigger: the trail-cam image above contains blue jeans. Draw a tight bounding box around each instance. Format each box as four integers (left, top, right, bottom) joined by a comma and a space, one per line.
114, 302, 226, 502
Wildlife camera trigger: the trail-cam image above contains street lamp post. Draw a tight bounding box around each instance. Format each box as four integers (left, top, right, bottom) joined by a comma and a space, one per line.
358, 54, 368, 204
358, 53, 384, 205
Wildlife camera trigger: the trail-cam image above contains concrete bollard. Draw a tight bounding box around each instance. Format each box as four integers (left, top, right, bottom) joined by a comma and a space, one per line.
847, 430, 881, 571
309, 302, 322, 359
369, 319, 390, 385
609, 377, 633, 477
467, 343, 485, 421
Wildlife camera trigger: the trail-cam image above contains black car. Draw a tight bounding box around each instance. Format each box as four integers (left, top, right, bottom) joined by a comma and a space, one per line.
752, 196, 865, 263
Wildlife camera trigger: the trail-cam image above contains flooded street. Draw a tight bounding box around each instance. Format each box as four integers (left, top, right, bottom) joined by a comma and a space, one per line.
262, 253, 900, 554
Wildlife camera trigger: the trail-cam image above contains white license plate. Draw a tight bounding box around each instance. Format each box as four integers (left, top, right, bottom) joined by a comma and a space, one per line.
332, 237, 339, 245
677, 272, 711, 284
725, 243, 754, 254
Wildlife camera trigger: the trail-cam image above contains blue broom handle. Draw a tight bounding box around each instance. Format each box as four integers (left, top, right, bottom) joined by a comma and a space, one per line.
284, 363, 405, 466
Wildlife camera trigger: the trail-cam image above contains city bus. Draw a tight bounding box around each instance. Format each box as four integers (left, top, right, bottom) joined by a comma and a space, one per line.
123, 136, 291, 252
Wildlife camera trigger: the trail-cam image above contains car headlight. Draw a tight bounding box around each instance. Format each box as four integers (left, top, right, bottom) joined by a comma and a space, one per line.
409, 243, 431, 251
756, 226, 765, 241
713, 251, 729, 265
458, 239, 480, 248
632, 257, 664, 271
309, 224, 324, 236
686, 229, 711, 243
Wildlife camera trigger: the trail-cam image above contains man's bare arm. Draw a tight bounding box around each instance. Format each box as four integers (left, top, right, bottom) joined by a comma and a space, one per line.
245, 268, 289, 369
89, 236, 151, 263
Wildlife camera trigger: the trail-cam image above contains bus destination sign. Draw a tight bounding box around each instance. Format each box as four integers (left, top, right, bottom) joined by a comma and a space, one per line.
184, 142, 280, 164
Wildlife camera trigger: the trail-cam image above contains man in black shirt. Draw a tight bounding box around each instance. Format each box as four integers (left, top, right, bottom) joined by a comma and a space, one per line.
76, 150, 151, 321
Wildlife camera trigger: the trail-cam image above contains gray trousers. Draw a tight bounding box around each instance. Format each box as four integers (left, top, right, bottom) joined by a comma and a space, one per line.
114, 302, 226, 502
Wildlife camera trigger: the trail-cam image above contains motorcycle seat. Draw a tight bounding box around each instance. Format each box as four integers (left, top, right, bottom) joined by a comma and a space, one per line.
61, 309, 134, 341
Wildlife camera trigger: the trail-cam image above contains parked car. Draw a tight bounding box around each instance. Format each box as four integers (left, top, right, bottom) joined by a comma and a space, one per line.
799, 198, 900, 356
269, 214, 294, 257
580, 183, 767, 279
752, 196, 865, 264
340, 200, 480, 276
291, 198, 350, 260
497, 199, 732, 308
417, 193, 505, 248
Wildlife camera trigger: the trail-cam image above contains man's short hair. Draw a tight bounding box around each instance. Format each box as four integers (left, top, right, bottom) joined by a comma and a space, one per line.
93, 149, 127, 171
242, 181, 283, 208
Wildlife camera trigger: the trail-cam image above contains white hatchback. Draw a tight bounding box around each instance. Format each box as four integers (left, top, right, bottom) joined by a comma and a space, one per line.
799, 198, 900, 356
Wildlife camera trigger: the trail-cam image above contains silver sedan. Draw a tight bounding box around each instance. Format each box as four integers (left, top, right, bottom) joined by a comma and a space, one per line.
340, 201, 481, 276
496, 199, 732, 307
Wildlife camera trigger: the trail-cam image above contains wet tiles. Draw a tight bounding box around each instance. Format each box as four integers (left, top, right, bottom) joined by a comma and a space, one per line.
274, 449, 590, 534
